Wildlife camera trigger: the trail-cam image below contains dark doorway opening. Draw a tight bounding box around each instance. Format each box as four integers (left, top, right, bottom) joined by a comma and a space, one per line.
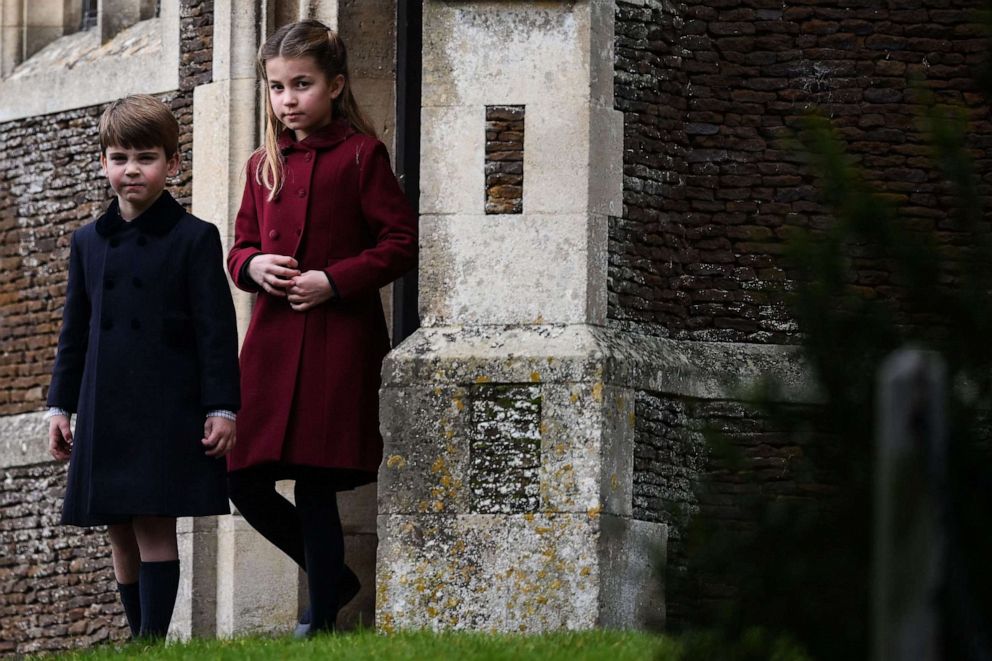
392, 0, 422, 347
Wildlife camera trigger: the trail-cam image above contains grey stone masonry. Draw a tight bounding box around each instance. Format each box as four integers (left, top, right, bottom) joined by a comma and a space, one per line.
377, 0, 659, 633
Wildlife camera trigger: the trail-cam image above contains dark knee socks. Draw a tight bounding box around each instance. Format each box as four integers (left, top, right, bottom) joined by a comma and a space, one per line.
138, 560, 180, 639
296, 479, 345, 633
117, 581, 141, 638
228, 468, 307, 568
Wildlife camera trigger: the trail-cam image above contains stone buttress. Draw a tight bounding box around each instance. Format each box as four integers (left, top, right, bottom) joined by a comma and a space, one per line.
376, 1, 667, 632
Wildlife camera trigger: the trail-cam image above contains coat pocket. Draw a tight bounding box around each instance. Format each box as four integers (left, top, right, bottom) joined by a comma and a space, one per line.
162, 316, 196, 349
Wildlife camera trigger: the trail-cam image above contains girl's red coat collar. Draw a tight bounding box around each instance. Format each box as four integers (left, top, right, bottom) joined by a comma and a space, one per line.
277, 117, 357, 153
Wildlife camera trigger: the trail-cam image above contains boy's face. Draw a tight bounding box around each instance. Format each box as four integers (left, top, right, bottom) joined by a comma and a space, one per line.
100, 145, 179, 219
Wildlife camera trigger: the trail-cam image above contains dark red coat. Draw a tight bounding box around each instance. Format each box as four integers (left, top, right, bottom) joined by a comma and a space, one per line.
226, 119, 417, 478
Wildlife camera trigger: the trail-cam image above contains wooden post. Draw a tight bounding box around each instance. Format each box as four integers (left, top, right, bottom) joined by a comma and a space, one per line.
874, 348, 947, 661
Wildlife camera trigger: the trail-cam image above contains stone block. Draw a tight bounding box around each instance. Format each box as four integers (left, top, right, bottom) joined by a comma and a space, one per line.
422, 2, 589, 107
192, 77, 259, 347
535, 382, 631, 517
378, 385, 472, 515
417, 213, 594, 326
376, 513, 599, 632
381, 326, 606, 388
338, 532, 378, 630
211, 0, 260, 81
601, 386, 636, 518
216, 514, 298, 637
0, 411, 50, 469
598, 516, 666, 630
539, 382, 605, 514
339, 482, 377, 535
376, 512, 664, 633
172, 516, 218, 640
419, 105, 484, 216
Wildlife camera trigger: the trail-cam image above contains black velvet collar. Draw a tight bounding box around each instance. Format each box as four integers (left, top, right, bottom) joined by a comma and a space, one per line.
277, 117, 356, 154
95, 190, 185, 237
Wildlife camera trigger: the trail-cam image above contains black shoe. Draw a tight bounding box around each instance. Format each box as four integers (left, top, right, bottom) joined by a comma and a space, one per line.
294, 565, 362, 637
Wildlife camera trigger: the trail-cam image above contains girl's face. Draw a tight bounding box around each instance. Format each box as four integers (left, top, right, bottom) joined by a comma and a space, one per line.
265, 56, 345, 141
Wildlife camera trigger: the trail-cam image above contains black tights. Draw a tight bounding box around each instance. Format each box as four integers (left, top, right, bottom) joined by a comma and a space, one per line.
228, 468, 344, 631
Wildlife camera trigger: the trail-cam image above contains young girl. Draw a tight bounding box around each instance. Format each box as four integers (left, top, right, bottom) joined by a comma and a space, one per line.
225, 20, 417, 635
47, 95, 241, 640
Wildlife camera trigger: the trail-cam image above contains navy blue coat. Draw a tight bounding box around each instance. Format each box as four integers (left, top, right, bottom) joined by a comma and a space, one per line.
47, 191, 240, 526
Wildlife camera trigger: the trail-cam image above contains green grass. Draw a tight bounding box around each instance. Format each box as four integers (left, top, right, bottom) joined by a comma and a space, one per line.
48, 630, 676, 660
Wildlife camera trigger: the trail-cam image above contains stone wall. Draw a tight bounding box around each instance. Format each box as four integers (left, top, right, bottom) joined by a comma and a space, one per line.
611, 0, 992, 344
0, 463, 125, 655
632, 392, 834, 628
0, 1, 213, 655
613, 0, 992, 629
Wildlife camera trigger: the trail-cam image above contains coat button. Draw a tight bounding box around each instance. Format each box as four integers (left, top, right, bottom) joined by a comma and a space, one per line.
131, 318, 141, 330
268, 229, 280, 240
101, 317, 113, 330
132, 277, 143, 288
304, 152, 313, 162
297, 188, 306, 198
104, 278, 115, 290
137, 235, 148, 246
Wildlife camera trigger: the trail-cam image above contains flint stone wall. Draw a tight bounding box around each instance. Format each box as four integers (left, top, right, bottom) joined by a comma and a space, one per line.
613, 0, 992, 628
611, 0, 992, 343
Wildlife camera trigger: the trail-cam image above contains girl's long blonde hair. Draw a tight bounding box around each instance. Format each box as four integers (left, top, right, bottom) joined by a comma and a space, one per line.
256, 20, 377, 200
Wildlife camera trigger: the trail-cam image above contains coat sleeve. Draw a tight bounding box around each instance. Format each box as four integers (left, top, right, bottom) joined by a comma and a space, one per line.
227, 165, 263, 292
324, 140, 418, 300
190, 223, 241, 413
47, 231, 90, 412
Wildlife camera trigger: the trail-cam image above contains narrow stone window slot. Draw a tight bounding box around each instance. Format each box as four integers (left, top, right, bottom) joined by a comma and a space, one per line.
485, 105, 524, 214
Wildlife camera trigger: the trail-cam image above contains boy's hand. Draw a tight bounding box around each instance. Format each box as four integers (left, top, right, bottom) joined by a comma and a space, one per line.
202, 417, 236, 457
287, 271, 334, 312
48, 416, 72, 461
247, 254, 300, 298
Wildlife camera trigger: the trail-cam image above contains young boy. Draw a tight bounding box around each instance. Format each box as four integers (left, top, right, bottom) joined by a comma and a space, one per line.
46, 95, 240, 640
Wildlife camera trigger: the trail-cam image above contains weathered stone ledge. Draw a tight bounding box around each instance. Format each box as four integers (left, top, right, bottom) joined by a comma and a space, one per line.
0, 411, 50, 469
383, 325, 817, 403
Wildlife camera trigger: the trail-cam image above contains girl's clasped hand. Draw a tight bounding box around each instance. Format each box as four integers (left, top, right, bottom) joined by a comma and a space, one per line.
246, 253, 333, 311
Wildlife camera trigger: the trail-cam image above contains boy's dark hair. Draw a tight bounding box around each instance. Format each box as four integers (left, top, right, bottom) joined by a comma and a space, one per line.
99, 95, 179, 159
